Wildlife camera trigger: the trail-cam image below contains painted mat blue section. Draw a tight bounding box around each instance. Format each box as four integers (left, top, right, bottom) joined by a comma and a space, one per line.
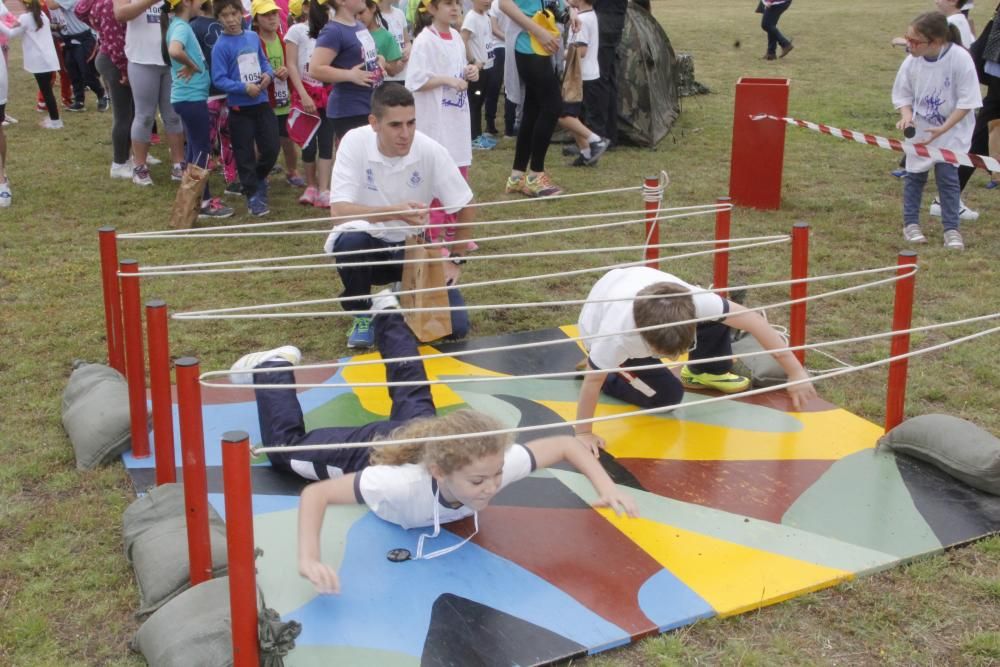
286, 513, 629, 656
637, 569, 716, 632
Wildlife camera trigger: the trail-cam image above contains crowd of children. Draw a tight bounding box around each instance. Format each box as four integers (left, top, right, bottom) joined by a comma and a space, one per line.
0, 0, 617, 209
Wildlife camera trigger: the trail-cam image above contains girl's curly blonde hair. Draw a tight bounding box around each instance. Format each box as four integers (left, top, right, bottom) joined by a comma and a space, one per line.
369, 409, 512, 474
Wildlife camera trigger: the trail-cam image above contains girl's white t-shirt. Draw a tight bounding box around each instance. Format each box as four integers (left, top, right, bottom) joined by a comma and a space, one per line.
382, 6, 408, 81
15, 13, 60, 74
892, 44, 982, 173
461, 10, 492, 69
125, 1, 167, 65
284, 22, 321, 86
947, 13, 975, 49
405, 27, 472, 167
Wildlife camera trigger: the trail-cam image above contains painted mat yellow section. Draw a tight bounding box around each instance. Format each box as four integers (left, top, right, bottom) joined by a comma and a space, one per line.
532, 400, 883, 461
342, 345, 506, 415
603, 513, 853, 616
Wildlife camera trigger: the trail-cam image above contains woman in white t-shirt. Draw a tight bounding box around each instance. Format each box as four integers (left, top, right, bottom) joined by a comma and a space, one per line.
114, 0, 186, 186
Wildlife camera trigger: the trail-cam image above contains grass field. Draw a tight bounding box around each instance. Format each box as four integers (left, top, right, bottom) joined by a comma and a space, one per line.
1, 0, 999, 664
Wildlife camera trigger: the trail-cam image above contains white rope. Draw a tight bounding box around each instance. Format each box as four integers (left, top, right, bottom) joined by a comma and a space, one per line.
133, 233, 780, 279
642, 171, 669, 203
134, 204, 729, 271
197, 263, 919, 380
117, 184, 648, 240
204, 312, 999, 391
248, 322, 1000, 456
171, 236, 792, 319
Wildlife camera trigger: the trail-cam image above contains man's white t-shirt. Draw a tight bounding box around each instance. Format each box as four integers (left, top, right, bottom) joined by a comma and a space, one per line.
892, 44, 982, 173
578, 267, 727, 371
570, 10, 599, 82
355, 444, 536, 529
405, 27, 472, 167
327, 125, 474, 245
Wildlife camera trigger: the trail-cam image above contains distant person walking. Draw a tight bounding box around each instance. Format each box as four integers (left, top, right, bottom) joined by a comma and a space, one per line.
758, 0, 793, 61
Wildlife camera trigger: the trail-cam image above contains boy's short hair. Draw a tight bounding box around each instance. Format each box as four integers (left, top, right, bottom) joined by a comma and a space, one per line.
633, 282, 697, 357
213, 0, 244, 17
371, 82, 414, 119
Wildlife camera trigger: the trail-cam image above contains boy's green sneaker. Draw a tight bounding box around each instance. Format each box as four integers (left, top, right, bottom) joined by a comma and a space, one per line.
347, 315, 374, 348
505, 174, 525, 194
680, 366, 750, 394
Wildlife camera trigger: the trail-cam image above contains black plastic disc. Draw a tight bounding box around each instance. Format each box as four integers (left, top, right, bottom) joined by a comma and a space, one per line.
387, 548, 412, 562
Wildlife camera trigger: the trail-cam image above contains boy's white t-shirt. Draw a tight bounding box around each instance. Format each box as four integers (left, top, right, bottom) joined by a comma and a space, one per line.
892, 44, 982, 173
461, 10, 492, 69
570, 9, 599, 82
947, 13, 975, 48
14, 13, 60, 74
284, 22, 321, 86
578, 267, 727, 371
405, 27, 472, 167
356, 444, 536, 529
326, 125, 473, 246
382, 6, 409, 81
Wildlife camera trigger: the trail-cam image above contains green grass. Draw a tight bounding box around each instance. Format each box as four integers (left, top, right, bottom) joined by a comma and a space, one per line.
1, 0, 999, 664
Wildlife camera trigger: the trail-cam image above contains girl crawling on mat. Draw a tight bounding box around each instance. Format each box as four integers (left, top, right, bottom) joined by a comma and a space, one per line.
229, 290, 638, 594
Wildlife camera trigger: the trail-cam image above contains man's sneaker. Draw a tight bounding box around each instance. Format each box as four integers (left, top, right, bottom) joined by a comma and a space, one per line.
298, 185, 318, 206
98, 95, 110, 112
890, 168, 907, 178
224, 181, 243, 196
522, 172, 563, 197
132, 164, 153, 186
286, 172, 306, 187
65, 101, 85, 112
171, 164, 184, 181
199, 197, 235, 219
680, 366, 751, 394
40, 118, 64, 129
562, 143, 581, 157
0, 179, 11, 208
313, 190, 330, 208
929, 198, 979, 221
371, 287, 400, 313
586, 138, 609, 165
504, 174, 525, 194
346, 316, 375, 348
229, 345, 301, 385
248, 193, 270, 217
943, 228, 965, 250
110, 161, 133, 179
903, 224, 927, 243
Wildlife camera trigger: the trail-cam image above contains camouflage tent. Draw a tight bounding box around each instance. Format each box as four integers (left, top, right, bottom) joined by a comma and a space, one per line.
616, 1, 680, 147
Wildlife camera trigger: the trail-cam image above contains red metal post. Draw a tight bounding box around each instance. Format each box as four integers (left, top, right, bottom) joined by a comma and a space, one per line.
99, 227, 125, 374
146, 300, 176, 485
713, 197, 731, 298
885, 251, 918, 432
120, 260, 150, 459
175, 357, 213, 585
789, 222, 810, 366
728, 77, 790, 210
222, 431, 260, 667
643, 175, 661, 268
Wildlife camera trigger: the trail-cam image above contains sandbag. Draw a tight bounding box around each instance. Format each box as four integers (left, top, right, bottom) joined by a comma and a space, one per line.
123, 483, 229, 618
61, 361, 132, 470
132, 576, 234, 667
879, 414, 1000, 496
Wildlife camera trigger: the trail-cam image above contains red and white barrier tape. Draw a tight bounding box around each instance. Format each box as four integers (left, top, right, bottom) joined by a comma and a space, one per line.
750, 113, 1000, 173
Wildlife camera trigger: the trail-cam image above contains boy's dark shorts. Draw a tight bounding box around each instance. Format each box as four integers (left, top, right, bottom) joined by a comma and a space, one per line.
560, 79, 600, 121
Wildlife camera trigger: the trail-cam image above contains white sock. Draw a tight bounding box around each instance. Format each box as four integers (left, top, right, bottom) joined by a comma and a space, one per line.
580, 148, 592, 159
586, 133, 600, 144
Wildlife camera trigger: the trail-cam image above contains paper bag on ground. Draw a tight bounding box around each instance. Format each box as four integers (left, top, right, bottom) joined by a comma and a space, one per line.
400, 238, 452, 342
169, 163, 209, 229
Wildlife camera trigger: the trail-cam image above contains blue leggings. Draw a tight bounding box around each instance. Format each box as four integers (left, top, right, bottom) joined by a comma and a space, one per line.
254, 312, 435, 480
173, 100, 212, 201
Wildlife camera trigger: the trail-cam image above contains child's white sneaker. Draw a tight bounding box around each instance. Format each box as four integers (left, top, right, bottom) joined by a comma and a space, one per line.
229, 345, 301, 385
0, 179, 11, 208
943, 229, 965, 251
903, 224, 927, 243
110, 161, 133, 179
929, 198, 979, 221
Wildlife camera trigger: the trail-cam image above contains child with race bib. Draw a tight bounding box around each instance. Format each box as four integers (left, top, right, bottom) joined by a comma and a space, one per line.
211, 0, 280, 217
406, 0, 478, 245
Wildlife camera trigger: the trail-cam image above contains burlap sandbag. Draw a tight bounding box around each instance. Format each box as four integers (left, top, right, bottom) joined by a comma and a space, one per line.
61, 362, 132, 470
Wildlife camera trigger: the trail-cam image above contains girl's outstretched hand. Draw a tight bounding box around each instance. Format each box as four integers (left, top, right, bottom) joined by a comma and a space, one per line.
592, 491, 639, 518
299, 558, 341, 594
